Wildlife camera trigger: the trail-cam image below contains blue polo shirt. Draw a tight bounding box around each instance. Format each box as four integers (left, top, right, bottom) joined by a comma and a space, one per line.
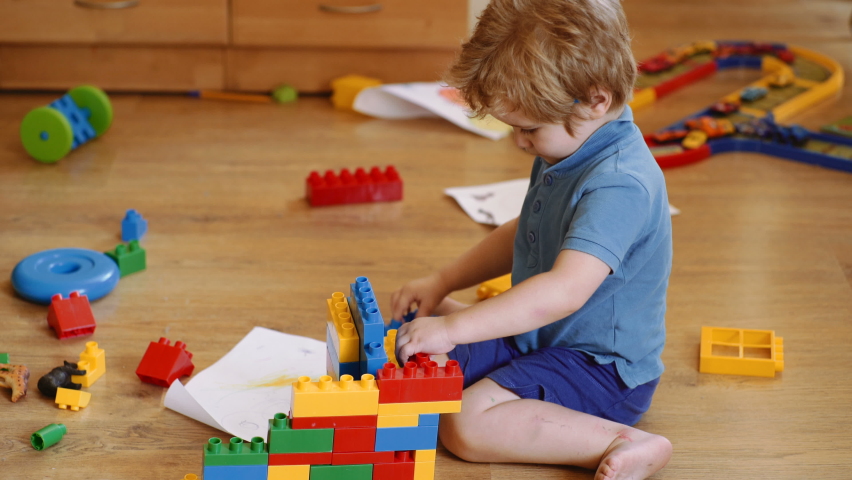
512, 106, 672, 388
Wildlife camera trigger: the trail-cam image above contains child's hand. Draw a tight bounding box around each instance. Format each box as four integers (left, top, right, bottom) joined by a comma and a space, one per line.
395, 316, 455, 362
390, 273, 451, 322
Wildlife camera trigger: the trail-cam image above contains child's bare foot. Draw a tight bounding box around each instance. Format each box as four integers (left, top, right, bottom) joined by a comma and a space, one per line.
595, 429, 672, 480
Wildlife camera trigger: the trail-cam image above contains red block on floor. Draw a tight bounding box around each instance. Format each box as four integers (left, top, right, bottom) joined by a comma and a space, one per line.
332, 427, 377, 453
47, 292, 96, 339
373, 451, 415, 480
305, 166, 403, 207
135, 337, 195, 387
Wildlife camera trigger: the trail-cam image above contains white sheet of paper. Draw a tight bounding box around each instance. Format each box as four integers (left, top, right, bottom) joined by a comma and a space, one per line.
445, 178, 680, 227
164, 326, 327, 441
354, 82, 512, 140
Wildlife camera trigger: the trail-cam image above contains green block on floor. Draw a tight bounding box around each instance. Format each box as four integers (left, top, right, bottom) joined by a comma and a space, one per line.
268, 413, 334, 454
0, 353, 9, 363
310, 464, 372, 480
203, 437, 269, 466
105, 240, 146, 277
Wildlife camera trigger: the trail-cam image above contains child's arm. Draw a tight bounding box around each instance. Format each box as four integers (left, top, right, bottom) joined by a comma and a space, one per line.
390, 217, 519, 321
394, 248, 611, 360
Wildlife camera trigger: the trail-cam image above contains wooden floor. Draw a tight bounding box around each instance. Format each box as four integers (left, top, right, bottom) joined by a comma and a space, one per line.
3, 2, 852, 479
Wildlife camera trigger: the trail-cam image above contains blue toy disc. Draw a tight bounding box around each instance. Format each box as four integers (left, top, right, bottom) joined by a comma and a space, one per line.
11, 248, 120, 305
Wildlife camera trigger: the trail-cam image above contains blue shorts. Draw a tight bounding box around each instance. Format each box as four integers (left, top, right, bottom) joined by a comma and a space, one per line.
448, 337, 659, 426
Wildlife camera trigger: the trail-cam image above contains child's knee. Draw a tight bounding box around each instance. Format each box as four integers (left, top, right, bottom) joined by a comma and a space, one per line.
438, 412, 489, 462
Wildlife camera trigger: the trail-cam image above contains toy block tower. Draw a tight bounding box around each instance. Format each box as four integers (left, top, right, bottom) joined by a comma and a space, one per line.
203, 436, 269, 480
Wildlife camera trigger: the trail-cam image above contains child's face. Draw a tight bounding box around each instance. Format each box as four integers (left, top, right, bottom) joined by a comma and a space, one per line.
494, 109, 601, 165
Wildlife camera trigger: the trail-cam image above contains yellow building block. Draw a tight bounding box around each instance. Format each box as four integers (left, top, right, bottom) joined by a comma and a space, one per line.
290, 374, 379, 418
377, 400, 461, 416
476, 273, 512, 300
414, 460, 436, 480
268, 465, 310, 480
330, 74, 382, 111
628, 87, 657, 111
413, 450, 436, 462
377, 414, 419, 428
699, 326, 784, 378
71, 341, 105, 387
383, 330, 400, 367
327, 294, 359, 363
55, 387, 91, 411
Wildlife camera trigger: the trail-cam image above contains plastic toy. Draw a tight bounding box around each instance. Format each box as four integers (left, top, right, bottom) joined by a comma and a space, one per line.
635, 40, 851, 174
136, 338, 195, 387
31, 423, 67, 450
204, 437, 269, 466
682, 130, 708, 149
330, 75, 382, 111
55, 387, 91, 411
820, 116, 852, 138
0, 353, 8, 363
272, 84, 298, 104
699, 326, 784, 378
105, 240, 147, 277
182, 475, 199, 480
268, 465, 309, 480
47, 292, 97, 339
12, 248, 121, 305
189, 90, 273, 103
306, 166, 403, 207
476, 273, 512, 300
0, 363, 30, 402
20, 85, 113, 163
38, 361, 86, 398
121, 209, 148, 242
70, 342, 106, 387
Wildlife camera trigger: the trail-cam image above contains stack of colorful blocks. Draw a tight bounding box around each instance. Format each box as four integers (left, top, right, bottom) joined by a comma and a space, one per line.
201, 276, 464, 480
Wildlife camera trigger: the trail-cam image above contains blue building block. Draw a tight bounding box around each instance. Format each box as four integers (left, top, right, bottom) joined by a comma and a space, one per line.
326, 326, 361, 380
347, 277, 385, 348
48, 94, 96, 149
121, 209, 148, 242
384, 318, 403, 335
361, 340, 388, 378
418, 414, 440, 427
374, 425, 438, 452
203, 464, 267, 480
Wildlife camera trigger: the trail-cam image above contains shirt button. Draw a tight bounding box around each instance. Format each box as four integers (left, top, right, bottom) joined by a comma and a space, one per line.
532, 200, 541, 213
544, 174, 553, 186
527, 231, 536, 243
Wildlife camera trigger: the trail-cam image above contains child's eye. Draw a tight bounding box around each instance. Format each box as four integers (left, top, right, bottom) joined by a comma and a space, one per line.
520, 128, 537, 135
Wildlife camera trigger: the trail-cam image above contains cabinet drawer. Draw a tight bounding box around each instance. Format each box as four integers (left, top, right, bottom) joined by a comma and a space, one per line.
0, 45, 225, 91
232, 0, 467, 48
0, 0, 227, 45
227, 48, 458, 92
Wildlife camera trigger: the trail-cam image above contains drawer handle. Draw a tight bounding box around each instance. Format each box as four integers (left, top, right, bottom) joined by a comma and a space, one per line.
74, 0, 139, 9
319, 3, 382, 14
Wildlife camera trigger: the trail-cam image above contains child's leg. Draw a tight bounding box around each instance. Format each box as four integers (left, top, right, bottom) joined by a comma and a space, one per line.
439, 378, 672, 480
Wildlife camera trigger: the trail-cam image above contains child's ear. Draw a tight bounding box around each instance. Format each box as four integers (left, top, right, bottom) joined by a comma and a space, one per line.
585, 87, 613, 120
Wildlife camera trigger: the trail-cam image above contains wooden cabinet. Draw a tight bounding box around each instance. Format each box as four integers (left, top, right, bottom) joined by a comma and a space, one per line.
0, 0, 467, 92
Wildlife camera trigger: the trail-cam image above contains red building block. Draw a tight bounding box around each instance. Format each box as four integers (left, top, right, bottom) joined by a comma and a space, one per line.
268, 452, 332, 466
331, 450, 394, 465
373, 451, 415, 480
305, 166, 403, 207
46, 292, 96, 339
135, 337, 195, 387
377, 360, 464, 404
332, 427, 376, 453
291, 415, 377, 430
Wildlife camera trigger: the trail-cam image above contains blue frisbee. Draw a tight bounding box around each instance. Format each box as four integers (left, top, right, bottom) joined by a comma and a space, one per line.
11, 248, 120, 304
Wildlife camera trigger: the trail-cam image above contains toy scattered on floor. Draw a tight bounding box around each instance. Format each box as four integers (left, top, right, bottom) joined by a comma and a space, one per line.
71, 342, 106, 388
47, 292, 97, 339
272, 84, 298, 104
105, 240, 147, 277
476, 273, 512, 300
306, 166, 403, 207
0, 363, 29, 402
820, 116, 852, 138
55, 386, 91, 411
331, 75, 382, 111
31, 423, 67, 451
121, 209, 148, 242
38, 361, 86, 398
20, 85, 113, 163
11, 247, 121, 305
136, 338, 195, 387
0, 353, 8, 363
201, 275, 463, 480
182, 475, 199, 480
634, 40, 852, 173
699, 326, 784, 378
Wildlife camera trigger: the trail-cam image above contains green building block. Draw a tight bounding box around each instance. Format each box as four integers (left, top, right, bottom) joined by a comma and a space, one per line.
311, 464, 372, 480
105, 240, 146, 277
0, 353, 9, 364
268, 412, 334, 454
203, 437, 268, 466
